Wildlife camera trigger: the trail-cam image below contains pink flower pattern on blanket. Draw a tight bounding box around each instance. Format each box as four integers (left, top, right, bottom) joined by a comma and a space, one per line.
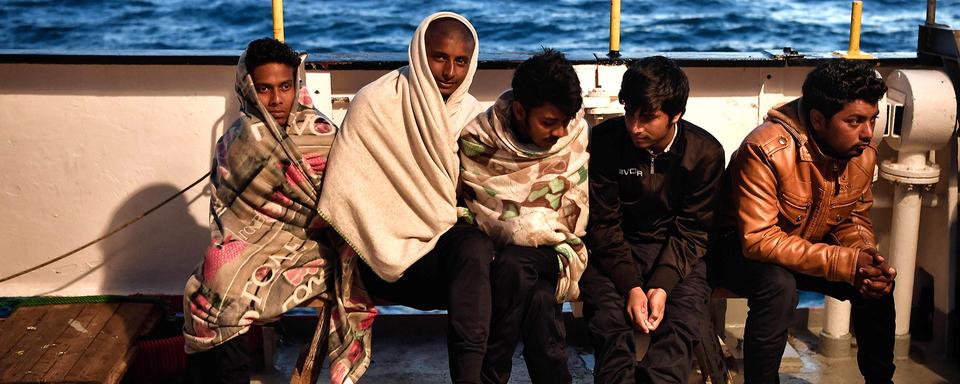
357, 303, 378, 330
347, 339, 362, 362
283, 258, 326, 285
298, 87, 313, 108
315, 120, 333, 134
270, 190, 293, 206
283, 162, 308, 185
191, 315, 216, 340
331, 360, 349, 384
189, 295, 217, 339
203, 235, 248, 281
303, 153, 327, 174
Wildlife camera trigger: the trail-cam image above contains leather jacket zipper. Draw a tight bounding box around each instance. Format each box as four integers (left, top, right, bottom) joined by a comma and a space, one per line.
833, 162, 840, 196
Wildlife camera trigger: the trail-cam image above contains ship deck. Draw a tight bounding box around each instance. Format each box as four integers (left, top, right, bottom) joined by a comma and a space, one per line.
247, 310, 960, 384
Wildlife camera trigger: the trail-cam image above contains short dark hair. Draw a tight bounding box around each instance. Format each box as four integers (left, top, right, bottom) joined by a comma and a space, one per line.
426, 17, 475, 50
619, 55, 689, 119
243, 38, 300, 75
801, 59, 887, 120
511, 48, 583, 118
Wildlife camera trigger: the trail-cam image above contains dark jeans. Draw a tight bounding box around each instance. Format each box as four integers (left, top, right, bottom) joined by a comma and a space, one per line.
581, 242, 711, 384
359, 224, 495, 384
185, 333, 250, 384
482, 245, 570, 384
716, 245, 896, 384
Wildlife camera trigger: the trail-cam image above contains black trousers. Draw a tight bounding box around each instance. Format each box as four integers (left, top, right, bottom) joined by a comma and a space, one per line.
581, 243, 711, 384
185, 333, 250, 384
481, 245, 570, 384
359, 224, 495, 384
716, 246, 896, 384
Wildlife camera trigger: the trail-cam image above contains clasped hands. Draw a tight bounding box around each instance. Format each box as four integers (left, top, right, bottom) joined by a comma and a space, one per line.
855, 248, 897, 300
626, 286, 666, 333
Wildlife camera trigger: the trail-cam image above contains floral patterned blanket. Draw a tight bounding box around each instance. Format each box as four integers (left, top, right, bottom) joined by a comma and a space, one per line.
458, 90, 590, 301
182, 49, 375, 384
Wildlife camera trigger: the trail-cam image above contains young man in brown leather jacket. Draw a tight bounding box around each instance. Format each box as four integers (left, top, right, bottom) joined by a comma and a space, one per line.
716, 59, 897, 384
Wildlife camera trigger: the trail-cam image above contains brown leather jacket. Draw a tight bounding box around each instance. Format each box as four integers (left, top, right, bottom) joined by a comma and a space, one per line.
725, 99, 876, 284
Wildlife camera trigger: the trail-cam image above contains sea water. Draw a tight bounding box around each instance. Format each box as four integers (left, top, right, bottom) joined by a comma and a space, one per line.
2, 0, 959, 55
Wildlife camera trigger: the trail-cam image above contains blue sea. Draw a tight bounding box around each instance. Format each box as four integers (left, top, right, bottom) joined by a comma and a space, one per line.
2, 0, 959, 55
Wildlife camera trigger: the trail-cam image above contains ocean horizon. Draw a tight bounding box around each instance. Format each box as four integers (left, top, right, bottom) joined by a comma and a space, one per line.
2, 0, 959, 55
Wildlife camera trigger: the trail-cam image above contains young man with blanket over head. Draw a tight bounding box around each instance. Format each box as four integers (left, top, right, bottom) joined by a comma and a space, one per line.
581, 56, 724, 383
182, 38, 375, 384
458, 49, 589, 384
317, 12, 495, 383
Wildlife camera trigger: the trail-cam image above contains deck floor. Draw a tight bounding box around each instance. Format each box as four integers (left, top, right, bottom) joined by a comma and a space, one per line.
249, 313, 960, 384
0, 302, 162, 383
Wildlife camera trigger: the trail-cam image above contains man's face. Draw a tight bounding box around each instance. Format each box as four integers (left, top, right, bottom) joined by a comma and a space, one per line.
624, 107, 680, 152
811, 99, 878, 159
251, 63, 296, 126
425, 34, 473, 100
512, 101, 571, 149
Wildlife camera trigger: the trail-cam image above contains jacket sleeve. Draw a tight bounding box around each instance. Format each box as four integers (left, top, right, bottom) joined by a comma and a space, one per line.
586, 145, 643, 298
732, 142, 860, 284
647, 146, 724, 295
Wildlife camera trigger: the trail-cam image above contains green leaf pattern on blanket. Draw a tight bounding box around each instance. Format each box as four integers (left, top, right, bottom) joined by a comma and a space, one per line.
576, 166, 588, 185
545, 193, 562, 209
548, 177, 565, 193
527, 185, 550, 202
554, 243, 576, 261
460, 137, 489, 158
500, 201, 520, 220
483, 186, 498, 197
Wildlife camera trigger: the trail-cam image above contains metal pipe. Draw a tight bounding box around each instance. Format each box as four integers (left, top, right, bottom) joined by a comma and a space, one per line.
609, 0, 621, 59
822, 297, 852, 338
847, 0, 864, 56
888, 152, 928, 337
272, 0, 285, 42
927, 0, 937, 25
820, 296, 853, 357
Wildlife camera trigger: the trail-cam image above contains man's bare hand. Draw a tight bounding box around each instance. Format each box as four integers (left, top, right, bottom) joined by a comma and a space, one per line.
626, 287, 650, 333
645, 288, 667, 332
855, 249, 897, 299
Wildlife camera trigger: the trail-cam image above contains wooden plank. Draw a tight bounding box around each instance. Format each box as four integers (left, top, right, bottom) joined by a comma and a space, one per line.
0, 304, 84, 382
0, 306, 48, 359
102, 345, 140, 384
35, 303, 120, 383
62, 302, 160, 383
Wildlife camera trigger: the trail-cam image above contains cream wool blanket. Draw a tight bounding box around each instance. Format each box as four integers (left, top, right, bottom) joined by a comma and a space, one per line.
459, 91, 590, 301
318, 12, 484, 281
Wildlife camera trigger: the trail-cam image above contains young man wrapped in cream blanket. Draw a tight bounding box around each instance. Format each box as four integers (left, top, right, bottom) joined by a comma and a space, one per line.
318, 12, 495, 384
459, 49, 589, 384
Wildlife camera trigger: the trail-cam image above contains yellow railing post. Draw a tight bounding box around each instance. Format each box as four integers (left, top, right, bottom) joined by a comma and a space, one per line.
272, 0, 285, 42
835, 0, 874, 59
609, 0, 621, 59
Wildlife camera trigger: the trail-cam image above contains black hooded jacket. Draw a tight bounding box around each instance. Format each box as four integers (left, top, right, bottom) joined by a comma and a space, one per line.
586, 117, 724, 296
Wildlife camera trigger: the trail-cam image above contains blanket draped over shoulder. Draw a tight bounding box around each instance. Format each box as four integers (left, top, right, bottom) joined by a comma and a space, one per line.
182, 50, 376, 384
317, 12, 484, 282
459, 91, 590, 302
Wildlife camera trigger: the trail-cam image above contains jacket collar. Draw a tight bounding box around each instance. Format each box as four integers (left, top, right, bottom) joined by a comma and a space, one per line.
767, 99, 838, 163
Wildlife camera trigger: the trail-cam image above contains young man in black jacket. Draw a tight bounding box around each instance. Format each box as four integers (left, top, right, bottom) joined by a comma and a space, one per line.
581, 56, 724, 383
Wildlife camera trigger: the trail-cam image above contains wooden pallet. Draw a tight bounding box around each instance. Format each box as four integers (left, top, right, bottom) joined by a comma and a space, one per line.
0, 302, 162, 383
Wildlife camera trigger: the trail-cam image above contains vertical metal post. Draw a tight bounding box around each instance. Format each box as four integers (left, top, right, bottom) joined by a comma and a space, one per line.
835, 0, 874, 59
609, 0, 621, 59
273, 0, 285, 42
848, 1, 864, 55
926, 0, 937, 25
